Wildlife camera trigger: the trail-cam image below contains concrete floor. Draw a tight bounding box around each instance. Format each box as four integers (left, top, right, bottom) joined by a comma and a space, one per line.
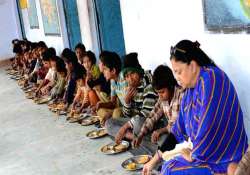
0, 68, 139, 175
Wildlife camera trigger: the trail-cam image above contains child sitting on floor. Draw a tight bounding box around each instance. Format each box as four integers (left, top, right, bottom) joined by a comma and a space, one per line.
50, 57, 67, 101
67, 68, 88, 121
81, 51, 101, 109
35, 48, 56, 97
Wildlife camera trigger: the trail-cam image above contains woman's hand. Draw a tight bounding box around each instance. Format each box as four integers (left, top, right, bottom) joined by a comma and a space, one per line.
181, 148, 193, 162
142, 161, 154, 175
142, 152, 160, 175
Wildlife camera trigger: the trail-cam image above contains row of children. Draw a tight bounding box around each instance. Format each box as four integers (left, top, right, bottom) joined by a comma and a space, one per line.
10, 38, 249, 175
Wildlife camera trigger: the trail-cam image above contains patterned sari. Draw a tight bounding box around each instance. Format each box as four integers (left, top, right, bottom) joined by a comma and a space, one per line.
161, 66, 248, 175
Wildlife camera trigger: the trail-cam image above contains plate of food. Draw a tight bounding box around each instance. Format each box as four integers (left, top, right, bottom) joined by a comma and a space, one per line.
67, 110, 80, 118
7, 70, 18, 75
49, 103, 65, 111
81, 116, 99, 126
55, 103, 65, 109
100, 140, 130, 154
33, 97, 40, 102
22, 85, 32, 91
17, 79, 25, 86
5, 67, 12, 71
24, 88, 34, 93
56, 110, 68, 116
86, 128, 107, 139
48, 103, 58, 109
25, 92, 35, 99
68, 112, 82, 122
35, 97, 51, 104
10, 75, 22, 80
122, 155, 152, 171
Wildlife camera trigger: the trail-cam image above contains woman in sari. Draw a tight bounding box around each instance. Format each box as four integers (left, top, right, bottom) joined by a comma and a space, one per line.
160, 40, 248, 175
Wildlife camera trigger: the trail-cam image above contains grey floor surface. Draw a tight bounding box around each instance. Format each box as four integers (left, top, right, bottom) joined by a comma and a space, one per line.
0, 68, 140, 175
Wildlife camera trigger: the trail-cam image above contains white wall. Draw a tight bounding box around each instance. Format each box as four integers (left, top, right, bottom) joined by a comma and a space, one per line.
0, 0, 22, 60
120, 0, 250, 138
21, 0, 69, 55
76, 0, 92, 50
76, 0, 100, 56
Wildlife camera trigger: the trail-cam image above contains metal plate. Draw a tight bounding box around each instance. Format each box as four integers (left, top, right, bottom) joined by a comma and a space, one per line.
56, 110, 67, 116
121, 155, 152, 171
49, 103, 65, 111
22, 85, 32, 91
86, 128, 107, 139
100, 140, 129, 154
81, 116, 99, 126
48, 103, 58, 109
67, 110, 81, 118
24, 88, 34, 93
5, 68, 12, 71
7, 70, 18, 75
10, 76, 22, 80
68, 113, 82, 123
25, 92, 35, 99
18, 80, 25, 86
35, 97, 51, 104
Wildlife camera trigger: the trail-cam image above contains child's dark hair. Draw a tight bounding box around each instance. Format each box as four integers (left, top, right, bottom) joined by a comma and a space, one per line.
61, 48, 71, 58
13, 44, 23, 54
42, 48, 56, 61
84, 50, 96, 64
30, 42, 38, 50
37, 41, 47, 49
170, 40, 216, 67
76, 66, 86, 80
12, 39, 19, 44
123, 52, 142, 69
102, 51, 121, 74
75, 43, 86, 52
50, 55, 58, 62
48, 47, 56, 56
61, 48, 78, 65
123, 52, 144, 77
99, 51, 111, 63
152, 65, 177, 92
56, 57, 67, 74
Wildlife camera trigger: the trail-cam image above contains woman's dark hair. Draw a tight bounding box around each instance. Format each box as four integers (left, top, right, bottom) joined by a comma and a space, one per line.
84, 50, 96, 64
56, 57, 67, 74
170, 40, 216, 67
75, 43, 86, 52
152, 65, 177, 92
102, 51, 121, 74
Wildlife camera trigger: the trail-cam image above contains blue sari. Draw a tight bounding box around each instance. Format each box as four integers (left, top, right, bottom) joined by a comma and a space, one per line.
161, 66, 248, 175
